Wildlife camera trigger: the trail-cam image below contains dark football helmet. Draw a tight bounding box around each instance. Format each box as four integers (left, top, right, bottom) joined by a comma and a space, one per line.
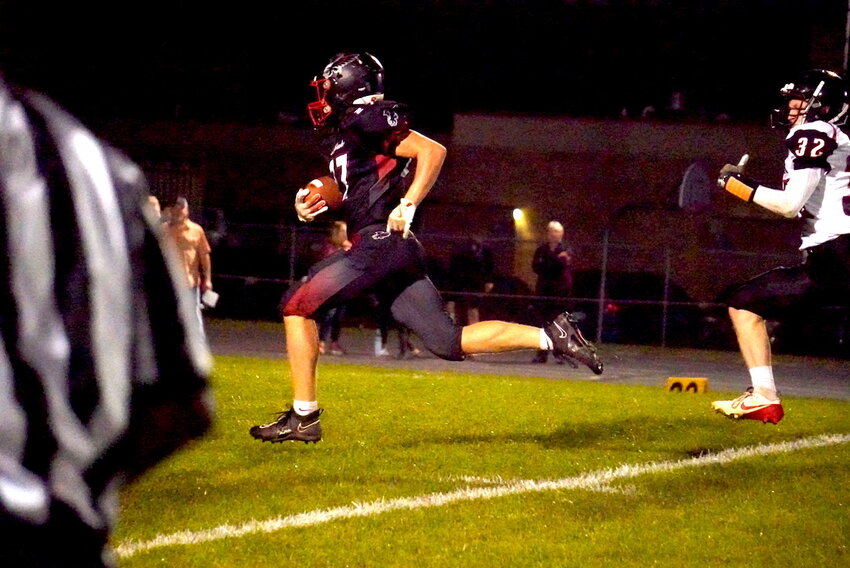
307, 52, 385, 126
771, 69, 849, 129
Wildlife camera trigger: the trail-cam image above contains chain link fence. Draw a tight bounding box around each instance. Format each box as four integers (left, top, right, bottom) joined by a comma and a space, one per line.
208, 222, 850, 358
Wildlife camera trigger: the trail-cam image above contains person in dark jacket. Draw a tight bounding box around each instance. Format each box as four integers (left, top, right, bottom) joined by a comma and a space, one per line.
531, 220, 575, 363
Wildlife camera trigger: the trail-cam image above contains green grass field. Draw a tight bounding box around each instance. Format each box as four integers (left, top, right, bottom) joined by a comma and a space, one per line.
113, 356, 850, 567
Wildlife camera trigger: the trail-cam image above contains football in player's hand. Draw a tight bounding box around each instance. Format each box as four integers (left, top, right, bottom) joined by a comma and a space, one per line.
305, 176, 343, 211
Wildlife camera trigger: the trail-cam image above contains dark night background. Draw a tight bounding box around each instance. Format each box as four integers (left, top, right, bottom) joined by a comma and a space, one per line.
0, 0, 844, 131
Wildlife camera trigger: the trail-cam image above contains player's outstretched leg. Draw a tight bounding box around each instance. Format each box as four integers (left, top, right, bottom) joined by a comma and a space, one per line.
545, 311, 603, 375
249, 407, 324, 443
711, 387, 784, 424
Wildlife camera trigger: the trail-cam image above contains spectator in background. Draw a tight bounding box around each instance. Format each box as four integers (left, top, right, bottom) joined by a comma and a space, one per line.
164, 196, 214, 336
372, 296, 393, 357
0, 77, 212, 567
146, 194, 162, 220
396, 325, 423, 359
531, 220, 575, 363
318, 221, 352, 356
370, 295, 421, 358
446, 237, 495, 325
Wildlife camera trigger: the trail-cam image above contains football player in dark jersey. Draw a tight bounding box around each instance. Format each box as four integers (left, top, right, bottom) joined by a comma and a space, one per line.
249, 52, 603, 444
712, 69, 850, 424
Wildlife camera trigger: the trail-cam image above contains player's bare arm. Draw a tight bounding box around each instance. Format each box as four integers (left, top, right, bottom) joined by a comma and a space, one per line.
394, 130, 447, 206
387, 130, 446, 236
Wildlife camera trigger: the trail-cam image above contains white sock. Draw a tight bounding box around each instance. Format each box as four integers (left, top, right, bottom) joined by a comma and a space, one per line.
539, 328, 553, 350
749, 366, 777, 399
293, 400, 319, 415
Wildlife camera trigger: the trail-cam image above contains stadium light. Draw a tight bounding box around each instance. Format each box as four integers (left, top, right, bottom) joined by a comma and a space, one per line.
513, 207, 532, 240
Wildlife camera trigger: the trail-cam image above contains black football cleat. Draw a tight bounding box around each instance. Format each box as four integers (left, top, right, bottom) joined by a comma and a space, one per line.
545, 311, 604, 375
249, 407, 324, 443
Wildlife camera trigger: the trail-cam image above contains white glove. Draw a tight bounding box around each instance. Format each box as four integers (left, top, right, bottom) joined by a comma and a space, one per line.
387, 198, 416, 238
294, 187, 328, 223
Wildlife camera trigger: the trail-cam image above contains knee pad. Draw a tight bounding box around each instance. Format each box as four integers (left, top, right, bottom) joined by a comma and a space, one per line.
282, 283, 319, 318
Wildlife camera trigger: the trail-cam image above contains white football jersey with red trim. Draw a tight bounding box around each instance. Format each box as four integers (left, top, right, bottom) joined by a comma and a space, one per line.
783, 121, 850, 248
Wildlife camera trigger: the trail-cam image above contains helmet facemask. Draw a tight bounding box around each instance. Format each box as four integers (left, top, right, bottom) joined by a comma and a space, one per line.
771, 70, 849, 129
306, 53, 385, 127
307, 78, 334, 126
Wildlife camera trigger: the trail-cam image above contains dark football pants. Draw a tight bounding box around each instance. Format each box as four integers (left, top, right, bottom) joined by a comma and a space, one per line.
284, 226, 465, 360
723, 233, 850, 318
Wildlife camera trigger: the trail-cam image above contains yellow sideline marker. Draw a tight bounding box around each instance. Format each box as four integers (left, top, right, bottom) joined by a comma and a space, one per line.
665, 377, 708, 393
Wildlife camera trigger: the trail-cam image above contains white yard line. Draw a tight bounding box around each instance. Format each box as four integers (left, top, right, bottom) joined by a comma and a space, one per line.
115, 433, 850, 558
444, 474, 631, 494
444, 474, 509, 485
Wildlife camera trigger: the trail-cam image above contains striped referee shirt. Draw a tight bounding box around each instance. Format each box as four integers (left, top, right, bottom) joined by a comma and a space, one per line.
0, 79, 212, 545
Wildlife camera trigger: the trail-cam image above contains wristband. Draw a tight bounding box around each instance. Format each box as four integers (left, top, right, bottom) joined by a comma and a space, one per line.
724, 174, 758, 202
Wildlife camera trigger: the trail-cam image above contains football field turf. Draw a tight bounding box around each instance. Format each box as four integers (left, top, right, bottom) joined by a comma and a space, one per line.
113, 355, 850, 567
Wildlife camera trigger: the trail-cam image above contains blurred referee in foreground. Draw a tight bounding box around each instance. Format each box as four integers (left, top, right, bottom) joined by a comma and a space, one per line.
0, 76, 213, 566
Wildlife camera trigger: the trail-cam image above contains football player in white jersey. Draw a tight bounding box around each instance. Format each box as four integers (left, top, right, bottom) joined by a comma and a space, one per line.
713, 69, 850, 424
